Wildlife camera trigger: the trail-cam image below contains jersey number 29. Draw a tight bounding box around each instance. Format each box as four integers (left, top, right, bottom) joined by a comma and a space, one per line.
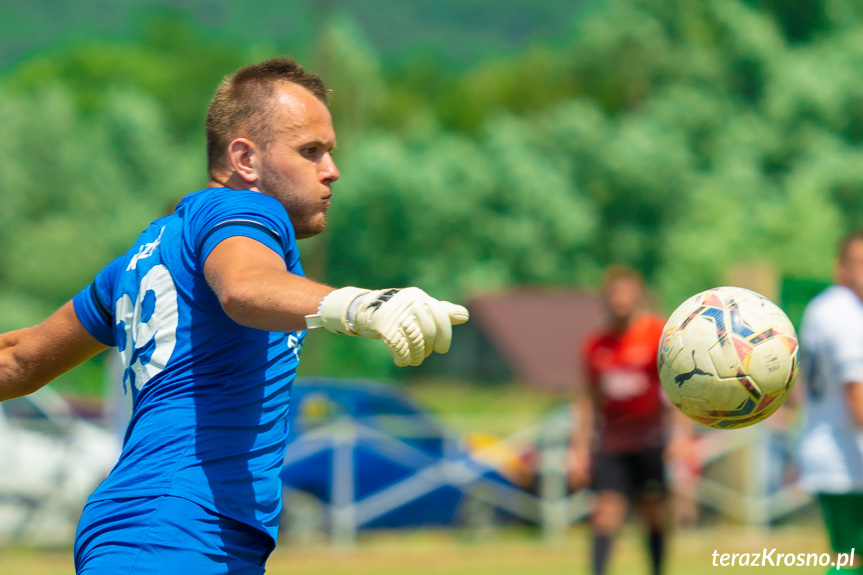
115, 265, 179, 391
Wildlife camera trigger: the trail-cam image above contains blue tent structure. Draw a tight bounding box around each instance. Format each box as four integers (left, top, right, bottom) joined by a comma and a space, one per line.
279, 378, 542, 541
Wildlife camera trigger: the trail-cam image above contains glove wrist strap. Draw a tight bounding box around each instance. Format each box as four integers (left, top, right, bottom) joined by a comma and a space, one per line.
316, 286, 372, 335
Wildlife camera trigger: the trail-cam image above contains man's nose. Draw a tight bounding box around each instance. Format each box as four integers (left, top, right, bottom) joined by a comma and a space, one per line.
321, 153, 339, 185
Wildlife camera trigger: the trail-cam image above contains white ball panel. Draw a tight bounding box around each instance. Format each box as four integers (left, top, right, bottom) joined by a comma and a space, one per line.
748, 338, 793, 393
657, 286, 799, 429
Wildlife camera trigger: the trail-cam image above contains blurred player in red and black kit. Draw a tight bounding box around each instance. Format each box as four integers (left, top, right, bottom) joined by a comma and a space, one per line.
568, 266, 688, 575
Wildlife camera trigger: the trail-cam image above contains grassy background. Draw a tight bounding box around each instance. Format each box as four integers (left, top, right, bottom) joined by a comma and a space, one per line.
405, 379, 567, 435
1, 524, 834, 575
26, 377, 830, 575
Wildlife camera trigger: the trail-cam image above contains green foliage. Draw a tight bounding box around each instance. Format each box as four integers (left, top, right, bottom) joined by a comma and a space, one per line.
323, 0, 863, 312
0, 84, 199, 331
327, 114, 597, 300
2, 14, 273, 141
4, 0, 863, 389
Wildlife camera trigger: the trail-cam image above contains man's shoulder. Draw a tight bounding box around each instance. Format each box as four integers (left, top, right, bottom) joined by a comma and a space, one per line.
805, 286, 863, 321
583, 326, 614, 348
801, 286, 863, 343
177, 187, 294, 243
178, 187, 285, 214
633, 313, 666, 332
621, 313, 665, 343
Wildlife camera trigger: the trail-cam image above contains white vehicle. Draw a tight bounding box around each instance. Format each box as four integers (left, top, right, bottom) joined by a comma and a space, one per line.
0, 387, 121, 545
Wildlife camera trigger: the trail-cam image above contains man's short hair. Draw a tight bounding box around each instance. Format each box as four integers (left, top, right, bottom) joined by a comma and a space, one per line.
601, 264, 645, 292
839, 231, 863, 262
206, 57, 328, 176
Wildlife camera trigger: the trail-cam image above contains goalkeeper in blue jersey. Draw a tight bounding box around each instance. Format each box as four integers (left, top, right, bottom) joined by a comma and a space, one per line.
0, 57, 468, 575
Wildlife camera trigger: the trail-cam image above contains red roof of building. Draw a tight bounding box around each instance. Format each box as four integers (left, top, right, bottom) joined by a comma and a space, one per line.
467, 289, 606, 392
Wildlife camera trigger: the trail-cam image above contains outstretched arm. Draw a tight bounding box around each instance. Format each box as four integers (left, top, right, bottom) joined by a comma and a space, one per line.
204, 234, 334, 333
0, 301, 108, 401
204, 236, 468, 366
567, 386, 597, 489
845, 382, 863, 428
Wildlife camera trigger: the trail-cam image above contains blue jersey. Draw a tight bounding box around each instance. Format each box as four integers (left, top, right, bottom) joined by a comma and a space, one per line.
72, 187, 306, 541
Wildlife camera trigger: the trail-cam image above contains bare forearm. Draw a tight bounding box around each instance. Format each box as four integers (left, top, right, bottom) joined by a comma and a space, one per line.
845, 382, 863, 428
0, 302, 107, 401
669, 408, 694, 440
214, 267, 335, 332
203, 236, 339, 333
0, 328, 34, 399
570, 395, 594, 450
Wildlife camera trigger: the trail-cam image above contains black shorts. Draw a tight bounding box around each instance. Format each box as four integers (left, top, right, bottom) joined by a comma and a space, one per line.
592, 448, 667, 501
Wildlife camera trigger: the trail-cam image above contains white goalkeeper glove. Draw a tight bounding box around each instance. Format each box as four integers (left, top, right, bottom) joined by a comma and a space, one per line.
310, 287, 469, 367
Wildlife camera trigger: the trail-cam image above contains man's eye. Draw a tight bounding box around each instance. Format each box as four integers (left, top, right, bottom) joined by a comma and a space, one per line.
302, 147, 318, 156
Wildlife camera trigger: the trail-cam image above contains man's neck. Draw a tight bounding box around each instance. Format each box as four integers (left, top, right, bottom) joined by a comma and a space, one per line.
610, 317, 631, 334
839, 282, 863, 303
208, 173, 259, 192
610, 311, 644, 334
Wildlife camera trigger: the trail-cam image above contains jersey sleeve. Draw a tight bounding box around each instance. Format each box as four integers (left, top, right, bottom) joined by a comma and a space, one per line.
72, 256, 125, 347
190, 190, 298, 268
829, 311, 863, 386
809, 290, 863, 386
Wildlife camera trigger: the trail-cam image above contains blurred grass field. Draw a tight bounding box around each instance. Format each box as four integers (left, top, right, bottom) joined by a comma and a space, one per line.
1, 524, 833, 575
405, 379, 567, 436
4, 381, 831, 574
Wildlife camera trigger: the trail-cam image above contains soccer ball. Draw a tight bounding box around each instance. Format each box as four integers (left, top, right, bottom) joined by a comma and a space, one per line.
657, 286, 799, 429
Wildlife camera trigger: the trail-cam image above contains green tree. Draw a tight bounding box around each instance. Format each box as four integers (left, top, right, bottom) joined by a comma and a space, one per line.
0, 84, 198, 331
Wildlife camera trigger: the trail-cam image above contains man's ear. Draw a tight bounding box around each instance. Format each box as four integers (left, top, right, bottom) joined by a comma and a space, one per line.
227, 138, 259, 184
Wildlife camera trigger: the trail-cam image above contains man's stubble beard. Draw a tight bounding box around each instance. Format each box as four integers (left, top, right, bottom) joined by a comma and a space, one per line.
293, 213, 327, 240
258, 166, 328, 240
